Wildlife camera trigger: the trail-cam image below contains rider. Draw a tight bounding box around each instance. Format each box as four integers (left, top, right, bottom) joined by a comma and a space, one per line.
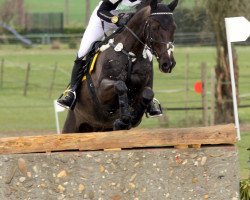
57, 0, 162, 117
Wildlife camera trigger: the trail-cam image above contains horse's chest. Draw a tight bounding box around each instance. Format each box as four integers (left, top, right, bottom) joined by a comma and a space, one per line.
130, 61, 151, 81
104, 59, 151, 81
103, 59, 127, 80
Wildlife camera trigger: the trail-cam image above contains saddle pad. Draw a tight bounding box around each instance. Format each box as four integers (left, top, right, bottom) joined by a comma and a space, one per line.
82, 52, 99, 81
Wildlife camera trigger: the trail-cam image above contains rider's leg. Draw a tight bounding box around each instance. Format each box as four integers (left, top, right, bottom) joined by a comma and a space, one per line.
57, 57, 86, 109
57, 9, 105, 109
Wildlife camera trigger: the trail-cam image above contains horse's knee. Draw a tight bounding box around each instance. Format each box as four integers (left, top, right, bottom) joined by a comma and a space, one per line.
142, 87, 154, 105
113, 119, 131, 130
114, 81, 127, 95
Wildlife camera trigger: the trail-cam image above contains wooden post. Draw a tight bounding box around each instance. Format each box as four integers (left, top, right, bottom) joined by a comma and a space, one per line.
85, 0, 91, 27
210, 68, 216, 125
16, 0, 25, 27
64, 0, 69, 26
201, 62, 208, 126
23, 63, 31, 96
185, 53, 189, 125
0, 58, 4, 89
0, 124, 237, 154
49, 63, 58, 98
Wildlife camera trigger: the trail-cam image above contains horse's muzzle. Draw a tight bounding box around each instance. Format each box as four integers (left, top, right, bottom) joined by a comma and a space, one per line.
160, 60, 176, 73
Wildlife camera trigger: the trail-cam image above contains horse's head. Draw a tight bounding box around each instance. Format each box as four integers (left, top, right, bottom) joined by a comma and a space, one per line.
146, 0, 178, 73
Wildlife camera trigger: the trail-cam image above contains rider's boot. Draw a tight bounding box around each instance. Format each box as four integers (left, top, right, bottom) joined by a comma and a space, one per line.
146, 98, 163, 118
57, 57, 86, 109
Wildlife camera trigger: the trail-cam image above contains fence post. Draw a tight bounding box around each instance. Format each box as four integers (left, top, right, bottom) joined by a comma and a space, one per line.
85, 0, 91, 26
49, 63, 58, 98
0, 58, 4, 89
185, 52, 190, 125
64, 0, 69, 26
23, 63, 31, 96
210, 68, 216, 125
201, 62, 208, 126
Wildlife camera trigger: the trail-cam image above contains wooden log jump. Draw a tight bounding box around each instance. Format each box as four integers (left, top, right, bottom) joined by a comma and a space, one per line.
0, 124, 239, 200
0, 124, 236, 154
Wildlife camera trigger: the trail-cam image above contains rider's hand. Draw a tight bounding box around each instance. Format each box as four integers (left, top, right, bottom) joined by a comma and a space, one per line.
117, 15, 130, 27
111, 14, 130, 27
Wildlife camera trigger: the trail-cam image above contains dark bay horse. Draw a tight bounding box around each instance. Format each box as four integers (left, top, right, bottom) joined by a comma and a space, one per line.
63, 0, 178, 133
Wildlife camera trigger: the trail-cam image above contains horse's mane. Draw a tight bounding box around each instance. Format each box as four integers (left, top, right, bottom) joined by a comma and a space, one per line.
128, 5, 151, 27
128, 2, 174, 30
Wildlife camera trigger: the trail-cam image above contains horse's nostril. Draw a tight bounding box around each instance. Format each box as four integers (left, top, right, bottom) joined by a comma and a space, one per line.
162, 63, 169, 68
161, 63, 171, 73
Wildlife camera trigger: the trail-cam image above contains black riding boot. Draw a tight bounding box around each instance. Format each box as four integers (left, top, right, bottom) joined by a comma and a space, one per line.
146, 98, 163, 118
57, 57, 86, 109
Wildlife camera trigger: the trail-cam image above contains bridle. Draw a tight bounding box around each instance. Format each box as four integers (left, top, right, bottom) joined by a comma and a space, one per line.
124, 11, 175, 61
146, 12, 175, 60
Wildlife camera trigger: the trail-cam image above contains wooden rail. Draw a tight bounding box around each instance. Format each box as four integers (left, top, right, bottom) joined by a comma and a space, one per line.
0, 124, 236, 154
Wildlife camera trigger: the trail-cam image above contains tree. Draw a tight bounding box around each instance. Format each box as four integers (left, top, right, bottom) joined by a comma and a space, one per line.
0, 0, 25, 26
0, 0, 16, 24
15, 0, 25, 26
205, 0, 250, 123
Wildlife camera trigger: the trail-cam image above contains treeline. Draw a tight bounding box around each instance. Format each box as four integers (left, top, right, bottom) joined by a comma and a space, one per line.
175, 7, 210, 33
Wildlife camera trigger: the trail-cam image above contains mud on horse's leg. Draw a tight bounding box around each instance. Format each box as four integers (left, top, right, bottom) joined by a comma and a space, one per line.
131, 87, 154, 126
113, 80, 131, 130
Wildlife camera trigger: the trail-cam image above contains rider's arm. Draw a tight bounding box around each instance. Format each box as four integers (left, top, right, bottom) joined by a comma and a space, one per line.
97, 0, 121, 24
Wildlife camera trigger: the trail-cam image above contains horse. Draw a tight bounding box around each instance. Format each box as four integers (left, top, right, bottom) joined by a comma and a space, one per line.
62, 0, 178, 133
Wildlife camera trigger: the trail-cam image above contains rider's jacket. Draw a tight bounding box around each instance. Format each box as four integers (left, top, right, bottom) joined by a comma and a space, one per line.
97, 0, 141, 23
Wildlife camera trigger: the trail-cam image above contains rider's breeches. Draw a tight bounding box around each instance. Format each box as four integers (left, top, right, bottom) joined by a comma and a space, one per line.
77, 3, 117, 58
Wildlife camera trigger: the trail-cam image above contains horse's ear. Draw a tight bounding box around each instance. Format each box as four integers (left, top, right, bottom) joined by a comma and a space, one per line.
150, 0, 158, 11
168, 0, 179, 11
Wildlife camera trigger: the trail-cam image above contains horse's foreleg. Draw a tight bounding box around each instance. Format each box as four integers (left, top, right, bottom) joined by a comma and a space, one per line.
131, 87, 154, 126
98, 79, 131, 130
113, 80, 131, 130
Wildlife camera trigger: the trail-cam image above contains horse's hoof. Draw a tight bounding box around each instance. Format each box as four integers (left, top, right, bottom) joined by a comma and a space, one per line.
113, 119, 131, 130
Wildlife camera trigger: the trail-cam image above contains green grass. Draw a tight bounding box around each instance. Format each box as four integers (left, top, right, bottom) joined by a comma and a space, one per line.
25, 0, 100, 26
237, 132, 250, 179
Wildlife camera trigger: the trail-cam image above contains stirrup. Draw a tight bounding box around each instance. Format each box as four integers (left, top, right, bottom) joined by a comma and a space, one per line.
57, 89, 76, 110
146, 98, 163, 118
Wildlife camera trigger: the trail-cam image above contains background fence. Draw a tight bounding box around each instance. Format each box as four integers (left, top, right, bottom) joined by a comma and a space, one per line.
25, 13, 64, 33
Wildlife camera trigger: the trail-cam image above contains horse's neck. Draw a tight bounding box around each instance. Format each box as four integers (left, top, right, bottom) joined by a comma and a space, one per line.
115, 8, 150, 54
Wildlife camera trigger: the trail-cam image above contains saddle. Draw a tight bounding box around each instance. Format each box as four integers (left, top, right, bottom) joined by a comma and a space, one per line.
79, 25, 126, 83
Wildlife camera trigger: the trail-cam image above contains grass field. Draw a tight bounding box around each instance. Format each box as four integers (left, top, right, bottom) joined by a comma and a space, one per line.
0, 44, 249, 178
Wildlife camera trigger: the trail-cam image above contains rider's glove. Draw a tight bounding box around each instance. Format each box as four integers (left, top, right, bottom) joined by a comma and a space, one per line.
111, 14, 130, 27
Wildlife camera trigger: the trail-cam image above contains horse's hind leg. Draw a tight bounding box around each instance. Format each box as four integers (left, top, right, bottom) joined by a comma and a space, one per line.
131, 87, 154, 126
113, 80, 132, 130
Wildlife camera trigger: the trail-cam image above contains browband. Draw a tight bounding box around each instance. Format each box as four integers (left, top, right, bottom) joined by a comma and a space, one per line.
150, 12, 173, 16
